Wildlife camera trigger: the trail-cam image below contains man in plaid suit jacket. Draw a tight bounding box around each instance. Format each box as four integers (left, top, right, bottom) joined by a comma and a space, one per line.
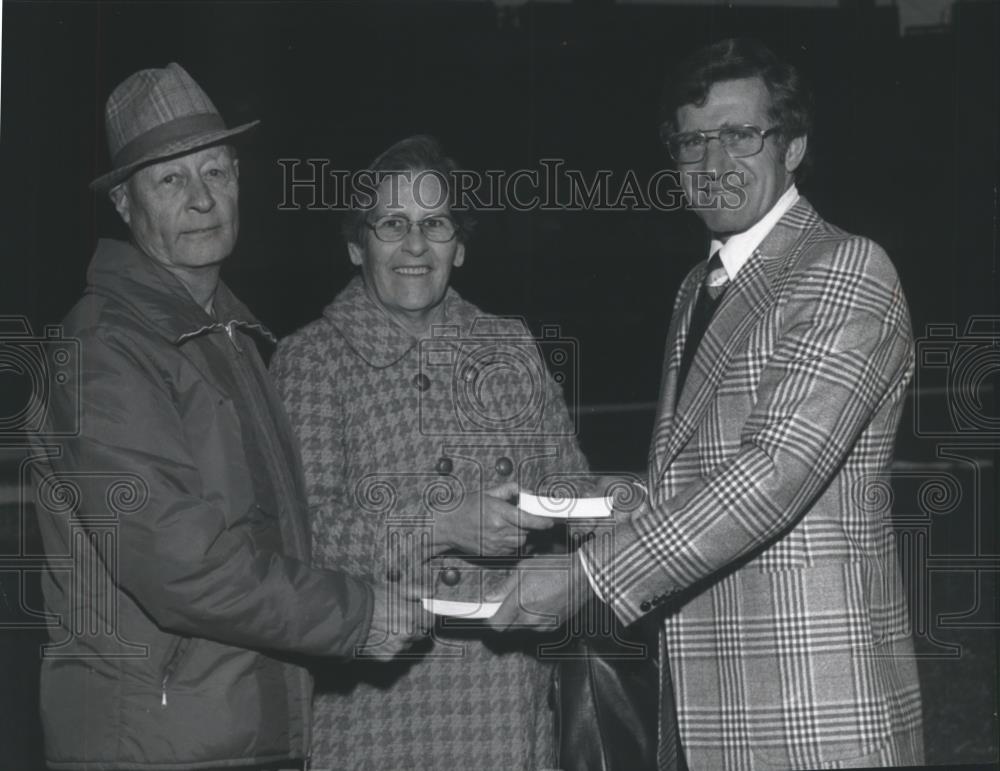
492, 39, 924, 770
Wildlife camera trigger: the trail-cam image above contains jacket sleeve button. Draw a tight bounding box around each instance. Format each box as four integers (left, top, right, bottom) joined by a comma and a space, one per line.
435, 456, 454, 475
439, 567, 461, 586
412, 373, 431, 392
640, 600, 652, 612
495, 456, 514, 477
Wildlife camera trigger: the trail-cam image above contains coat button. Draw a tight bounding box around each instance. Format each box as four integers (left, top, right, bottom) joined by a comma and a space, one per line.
440, 567, 461, 586
640, 600, 652, 612
435, 457, 453, 475
412, 373, 431, 391
494, 456, 514, 477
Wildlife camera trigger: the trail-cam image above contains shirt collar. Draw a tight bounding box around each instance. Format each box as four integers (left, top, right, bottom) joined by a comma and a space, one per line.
709, 184, 800, 280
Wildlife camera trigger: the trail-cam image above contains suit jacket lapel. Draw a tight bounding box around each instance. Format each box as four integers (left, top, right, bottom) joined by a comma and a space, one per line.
650, 197, 821, 485
657, 255, 773, 471
649, 274, 700, 482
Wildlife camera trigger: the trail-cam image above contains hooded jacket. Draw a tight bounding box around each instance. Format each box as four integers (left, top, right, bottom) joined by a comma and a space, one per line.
32, 239, 373, 770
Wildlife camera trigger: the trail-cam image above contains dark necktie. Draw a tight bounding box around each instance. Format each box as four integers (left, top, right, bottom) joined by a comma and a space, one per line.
675, 251, 729, 407
703, 250, 729, 300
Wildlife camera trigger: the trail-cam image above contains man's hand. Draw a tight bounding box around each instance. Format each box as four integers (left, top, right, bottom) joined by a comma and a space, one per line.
356, 534, 434, 661
486, 553, 595, 632
435, 481, 554, 556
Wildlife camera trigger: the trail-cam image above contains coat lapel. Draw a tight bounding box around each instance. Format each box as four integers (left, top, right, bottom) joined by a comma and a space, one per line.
649, 274, 699, 482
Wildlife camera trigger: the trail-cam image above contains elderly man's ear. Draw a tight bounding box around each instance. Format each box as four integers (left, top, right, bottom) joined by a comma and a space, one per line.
109, 183, 132, 226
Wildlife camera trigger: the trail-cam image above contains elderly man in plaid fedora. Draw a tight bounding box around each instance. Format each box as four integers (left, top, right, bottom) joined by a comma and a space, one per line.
32, 63, 429, 770
491, 39, 924, 770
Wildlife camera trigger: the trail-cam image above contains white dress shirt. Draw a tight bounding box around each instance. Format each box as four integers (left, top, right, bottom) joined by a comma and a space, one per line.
709, 183, 800, 279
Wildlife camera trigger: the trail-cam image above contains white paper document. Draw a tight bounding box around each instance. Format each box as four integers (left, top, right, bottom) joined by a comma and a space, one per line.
517, 491, 613, 519
421, 599, 502, 618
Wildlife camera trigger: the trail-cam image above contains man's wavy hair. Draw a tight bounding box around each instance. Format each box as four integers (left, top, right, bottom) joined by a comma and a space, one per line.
659, 38, 814, 180
341, 134, 475, 247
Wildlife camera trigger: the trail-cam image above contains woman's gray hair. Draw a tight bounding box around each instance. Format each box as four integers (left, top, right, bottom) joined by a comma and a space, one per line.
341, 134, 476, 246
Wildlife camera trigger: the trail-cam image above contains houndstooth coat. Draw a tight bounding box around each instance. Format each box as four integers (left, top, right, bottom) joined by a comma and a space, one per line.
582, 198, 924, 770
271, 276, 588, 770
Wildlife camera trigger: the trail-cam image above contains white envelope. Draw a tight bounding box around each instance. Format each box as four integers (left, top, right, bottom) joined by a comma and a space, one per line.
421, 598, 501, 618
517, 491, 612, 519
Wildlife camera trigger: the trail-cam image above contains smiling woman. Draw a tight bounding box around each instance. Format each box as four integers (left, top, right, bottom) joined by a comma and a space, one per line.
270, 135, 590, 770
347, 169, 465, 336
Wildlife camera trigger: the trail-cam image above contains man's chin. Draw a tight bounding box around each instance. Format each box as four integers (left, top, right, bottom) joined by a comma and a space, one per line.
694, 210, 755, 239
178, 241, 236, 267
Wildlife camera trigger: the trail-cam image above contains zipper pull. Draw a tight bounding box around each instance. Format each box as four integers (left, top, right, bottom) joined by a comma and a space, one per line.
224, 321, 242, 352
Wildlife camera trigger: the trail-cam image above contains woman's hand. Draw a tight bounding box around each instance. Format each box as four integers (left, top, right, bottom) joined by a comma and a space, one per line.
435, 481, 555, 556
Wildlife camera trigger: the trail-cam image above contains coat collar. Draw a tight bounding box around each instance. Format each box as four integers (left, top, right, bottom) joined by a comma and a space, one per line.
651, 197, 821, 479
322, 275, 473, 368
86, 239, 275, 346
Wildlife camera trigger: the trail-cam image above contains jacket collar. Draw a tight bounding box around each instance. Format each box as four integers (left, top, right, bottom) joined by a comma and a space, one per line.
755, 195, 821, 272
86, 239, 275, 346
322, 275, 470, 368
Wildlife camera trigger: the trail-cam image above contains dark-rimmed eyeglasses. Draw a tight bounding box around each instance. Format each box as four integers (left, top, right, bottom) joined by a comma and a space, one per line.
661, 124, 782, 164
366, 215, 459, 243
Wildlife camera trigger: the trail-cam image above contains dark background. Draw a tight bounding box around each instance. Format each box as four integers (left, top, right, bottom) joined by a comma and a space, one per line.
1, 1, 997, 768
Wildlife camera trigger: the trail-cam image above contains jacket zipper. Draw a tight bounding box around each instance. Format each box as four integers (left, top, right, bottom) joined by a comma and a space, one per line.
241, 353, 313, 762
224, 323, 313, 761
160, 637, 192, 707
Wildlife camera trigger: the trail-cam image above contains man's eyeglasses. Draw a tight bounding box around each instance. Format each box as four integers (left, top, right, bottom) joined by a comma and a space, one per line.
661, 124, 782, 164
366, 215, 459, 243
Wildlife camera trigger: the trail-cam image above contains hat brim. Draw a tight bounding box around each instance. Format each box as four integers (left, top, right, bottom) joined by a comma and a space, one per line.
89, 119, 260, 192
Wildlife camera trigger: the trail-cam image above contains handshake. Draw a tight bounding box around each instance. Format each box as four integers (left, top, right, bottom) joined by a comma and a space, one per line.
356, 475, 646, 660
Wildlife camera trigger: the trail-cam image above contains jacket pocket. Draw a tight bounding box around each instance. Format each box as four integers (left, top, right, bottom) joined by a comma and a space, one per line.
740, 564, 894, 765
160, 636, 193, 707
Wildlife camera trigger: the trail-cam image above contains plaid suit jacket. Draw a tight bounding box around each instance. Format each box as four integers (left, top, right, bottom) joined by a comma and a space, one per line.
582, 198, 924, 769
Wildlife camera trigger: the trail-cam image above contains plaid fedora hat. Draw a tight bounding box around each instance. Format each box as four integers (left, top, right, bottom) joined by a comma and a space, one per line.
90, 63, 259, 192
